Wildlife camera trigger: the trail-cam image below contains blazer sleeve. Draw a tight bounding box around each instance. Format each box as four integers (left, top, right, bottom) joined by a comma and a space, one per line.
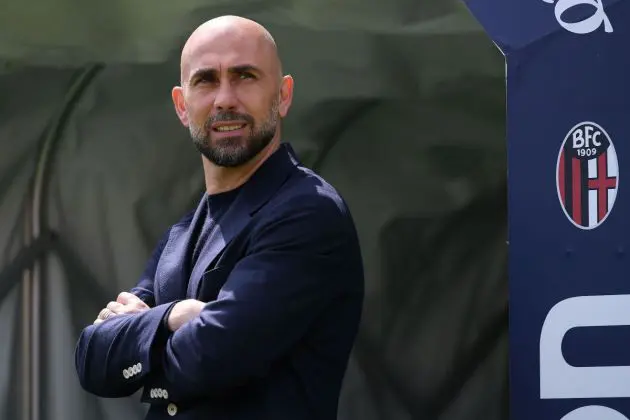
74, 303, 176, 397
144, 192, 359, 400
74, 227, 175, 398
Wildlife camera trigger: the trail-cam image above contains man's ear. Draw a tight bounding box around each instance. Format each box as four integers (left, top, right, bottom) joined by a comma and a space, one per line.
172, 86, 189, 126
278, 75, 294, 118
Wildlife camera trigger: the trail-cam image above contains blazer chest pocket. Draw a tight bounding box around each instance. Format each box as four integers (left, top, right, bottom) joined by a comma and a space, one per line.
196, 265, 232, 301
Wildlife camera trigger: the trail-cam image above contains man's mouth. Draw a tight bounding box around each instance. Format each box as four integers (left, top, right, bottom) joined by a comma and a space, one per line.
212, 123, 247, 132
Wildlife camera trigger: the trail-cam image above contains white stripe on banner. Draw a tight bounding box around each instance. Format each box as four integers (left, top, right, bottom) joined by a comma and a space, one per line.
607, 145, 619, 176
589, 189, 598, 228
608, 186, 617, 211
608, 146, 618, 211
588, 157, 597, 179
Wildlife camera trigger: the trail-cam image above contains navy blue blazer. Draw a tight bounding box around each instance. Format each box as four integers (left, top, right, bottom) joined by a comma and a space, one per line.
74, 143, 365, 420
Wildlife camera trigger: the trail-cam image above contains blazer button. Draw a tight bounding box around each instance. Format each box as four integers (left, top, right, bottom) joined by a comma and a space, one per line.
167, 403, 177, 416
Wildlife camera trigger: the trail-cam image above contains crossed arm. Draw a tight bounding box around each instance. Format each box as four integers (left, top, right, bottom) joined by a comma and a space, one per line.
74, 194, 352, 399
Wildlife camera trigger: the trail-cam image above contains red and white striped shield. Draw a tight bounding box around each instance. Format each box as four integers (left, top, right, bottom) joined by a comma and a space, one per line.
556, 122, 619, 230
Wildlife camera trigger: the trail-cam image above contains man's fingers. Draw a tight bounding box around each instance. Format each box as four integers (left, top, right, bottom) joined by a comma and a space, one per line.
117, 292, 139, 305
97, 307, 115, 321
118, 292, 151, 311
106, 301, 124, 314
94, 293, 148, 324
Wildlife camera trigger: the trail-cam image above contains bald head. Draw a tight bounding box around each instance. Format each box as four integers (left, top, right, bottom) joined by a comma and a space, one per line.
180, 15, 282, 84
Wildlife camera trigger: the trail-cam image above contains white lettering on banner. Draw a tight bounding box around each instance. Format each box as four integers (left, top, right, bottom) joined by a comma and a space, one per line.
541, 0, 613, 34
540, 295, 630, 419
540, 294, 630, 399
561, 406, 629, 420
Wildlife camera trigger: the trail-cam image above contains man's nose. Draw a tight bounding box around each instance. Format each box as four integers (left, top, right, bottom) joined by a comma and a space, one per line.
214, 82, 238, 110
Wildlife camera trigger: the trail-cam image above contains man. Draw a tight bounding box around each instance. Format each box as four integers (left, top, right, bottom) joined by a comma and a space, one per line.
74, 15, 365, 420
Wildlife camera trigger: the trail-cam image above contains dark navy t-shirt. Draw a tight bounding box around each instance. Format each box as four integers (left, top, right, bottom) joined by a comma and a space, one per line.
190, 186, 242, 273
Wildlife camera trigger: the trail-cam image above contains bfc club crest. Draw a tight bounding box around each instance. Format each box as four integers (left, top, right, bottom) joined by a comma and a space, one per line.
556, 122, 619, 230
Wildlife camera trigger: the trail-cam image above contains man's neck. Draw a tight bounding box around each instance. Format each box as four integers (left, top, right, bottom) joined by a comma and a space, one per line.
202, 138, 280, 195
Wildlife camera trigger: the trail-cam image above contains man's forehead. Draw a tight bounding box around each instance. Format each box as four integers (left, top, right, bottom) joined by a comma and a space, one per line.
181, 23, 275, 81
189, 39, 260, 65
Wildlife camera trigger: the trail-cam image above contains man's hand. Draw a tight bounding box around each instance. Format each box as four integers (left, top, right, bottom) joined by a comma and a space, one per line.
167, 299, 205, 332
94, 292, 150, 325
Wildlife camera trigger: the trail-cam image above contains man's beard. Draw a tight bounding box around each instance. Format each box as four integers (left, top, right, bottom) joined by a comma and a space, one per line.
189, 100, 279, 168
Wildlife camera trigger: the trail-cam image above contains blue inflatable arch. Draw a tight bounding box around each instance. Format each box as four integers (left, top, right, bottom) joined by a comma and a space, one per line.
464, 0, 629, 419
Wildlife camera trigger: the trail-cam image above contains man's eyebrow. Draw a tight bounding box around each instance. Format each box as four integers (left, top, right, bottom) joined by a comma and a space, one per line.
189, 64, 263, 82
229, 64, 263, 75
189, 67, 217, 83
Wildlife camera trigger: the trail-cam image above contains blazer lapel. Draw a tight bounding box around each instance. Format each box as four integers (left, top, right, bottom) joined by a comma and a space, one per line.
186, 193, 251, 297
186, 142, 299, 298
153, 195, 207, 303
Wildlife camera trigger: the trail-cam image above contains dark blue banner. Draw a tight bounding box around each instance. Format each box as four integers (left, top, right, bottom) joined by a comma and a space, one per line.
464, 0, 630, 419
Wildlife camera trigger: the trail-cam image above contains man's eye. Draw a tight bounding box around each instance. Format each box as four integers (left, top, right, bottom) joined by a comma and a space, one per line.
240, 72, 255, 79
